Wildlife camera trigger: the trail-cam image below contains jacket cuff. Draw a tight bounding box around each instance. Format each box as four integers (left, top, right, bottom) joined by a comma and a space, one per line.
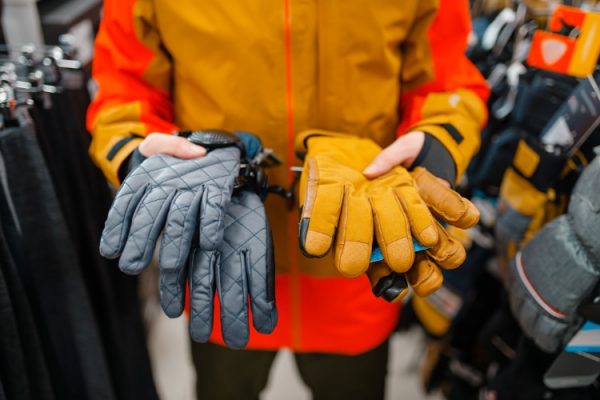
102, 136, 144, 187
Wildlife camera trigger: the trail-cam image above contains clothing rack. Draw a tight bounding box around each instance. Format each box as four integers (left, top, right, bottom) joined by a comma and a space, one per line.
0, 44, 158, 400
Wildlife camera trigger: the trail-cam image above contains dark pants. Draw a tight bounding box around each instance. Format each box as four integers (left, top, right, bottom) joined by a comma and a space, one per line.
192, 340, 389, 400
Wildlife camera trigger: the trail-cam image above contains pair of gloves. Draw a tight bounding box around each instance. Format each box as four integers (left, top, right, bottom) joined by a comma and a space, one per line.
100, 128, 478, 348
99, 131, 277, 349
295, 131, 480, 301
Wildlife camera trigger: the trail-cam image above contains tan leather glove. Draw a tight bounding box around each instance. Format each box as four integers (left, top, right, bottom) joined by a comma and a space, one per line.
296, 130, 439, 277
367, 167, 479, 301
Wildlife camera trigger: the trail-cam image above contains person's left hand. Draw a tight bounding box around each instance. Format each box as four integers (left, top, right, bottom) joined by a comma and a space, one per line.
362, 131, 425, 179
362, 131, 475, 302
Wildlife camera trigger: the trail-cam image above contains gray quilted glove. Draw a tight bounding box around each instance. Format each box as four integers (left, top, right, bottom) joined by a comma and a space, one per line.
189, 190, 277, 348
100, 147, 240, 317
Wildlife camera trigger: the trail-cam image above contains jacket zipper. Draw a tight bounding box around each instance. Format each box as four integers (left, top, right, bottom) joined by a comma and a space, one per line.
283, 0, 301, 350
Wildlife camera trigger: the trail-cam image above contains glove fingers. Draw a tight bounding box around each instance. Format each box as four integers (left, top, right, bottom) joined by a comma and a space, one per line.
100, 184, 149, 259
334, 193, 373, 277
426, 222, 466, 269
394, 185, 438, 247
189, 249, 217, 343
412, 167, 479, 229
371, 190, 414, 272
407, 254, 443, 297
299, 158, 344, 257
159, 188, 204, 273
217, 248, 250, 349
198, 184, 230, 251
367, 262, 408, 303
232, 193, 277, 335
159, 263, 188, 318
118, 188, 176, 274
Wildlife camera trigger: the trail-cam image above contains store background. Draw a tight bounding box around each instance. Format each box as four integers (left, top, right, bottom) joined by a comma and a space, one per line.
0, 0, 441, 399
1, 1, 599, 399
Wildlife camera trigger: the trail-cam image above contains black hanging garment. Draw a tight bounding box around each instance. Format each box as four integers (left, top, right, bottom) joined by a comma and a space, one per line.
28, 74, 158, 400
0, 150, 54, 400
0, 123, 116, 400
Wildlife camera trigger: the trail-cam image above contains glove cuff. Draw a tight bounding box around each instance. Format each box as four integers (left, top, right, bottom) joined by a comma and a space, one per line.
412, 134, 457, 186
294, 129, 350, 160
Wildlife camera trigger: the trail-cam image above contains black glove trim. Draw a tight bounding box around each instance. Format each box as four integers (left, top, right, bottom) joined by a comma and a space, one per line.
413, 134, 457, 185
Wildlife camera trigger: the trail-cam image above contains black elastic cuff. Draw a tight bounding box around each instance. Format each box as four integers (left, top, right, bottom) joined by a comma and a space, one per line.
412, 134, 457, 185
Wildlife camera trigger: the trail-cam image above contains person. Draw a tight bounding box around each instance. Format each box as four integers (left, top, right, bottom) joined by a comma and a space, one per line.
87, 0, 489, 398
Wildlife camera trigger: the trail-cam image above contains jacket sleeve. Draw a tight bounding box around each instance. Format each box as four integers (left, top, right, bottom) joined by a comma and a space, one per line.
398, 0, 490, 181
87, 0, 178, 187
506, 152, 600, 352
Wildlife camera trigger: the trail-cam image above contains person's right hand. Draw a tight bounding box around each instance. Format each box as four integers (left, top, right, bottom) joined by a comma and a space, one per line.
138, 132, 207, 158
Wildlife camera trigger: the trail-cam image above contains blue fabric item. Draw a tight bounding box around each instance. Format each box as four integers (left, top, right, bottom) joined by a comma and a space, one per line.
234, 131, 263, 160
369, 240, 428, 263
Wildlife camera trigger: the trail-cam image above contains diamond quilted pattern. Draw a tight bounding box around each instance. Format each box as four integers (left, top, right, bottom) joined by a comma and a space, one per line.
188, 190, 276, 349
214, 191, 277, 348
100, 143, 277, 348
100, 146, 240, 320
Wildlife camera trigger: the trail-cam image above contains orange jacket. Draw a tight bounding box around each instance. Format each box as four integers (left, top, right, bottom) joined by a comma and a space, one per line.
88, 0, 488, 354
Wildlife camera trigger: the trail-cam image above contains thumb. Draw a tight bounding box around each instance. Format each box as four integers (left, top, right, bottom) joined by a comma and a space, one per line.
139, 133, 207, 159
363, 131, 425, 178
363, 141, 410, 178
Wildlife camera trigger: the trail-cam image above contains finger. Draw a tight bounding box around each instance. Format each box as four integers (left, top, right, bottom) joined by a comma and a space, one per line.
189, 248, 217, 342
371, 190, 414, 272
412, 167, 479, 229
407, 254, 443, 297
217, 246, 250, 349
367, 262, 408, 303
299, 158, 345, 257
118, 187, 175, 274
362, 140, 406, 178
159, 259, 188, 318
363, 133, 426, 179
198, 185, 229, 251
234, 193, 277, 334
426, 222, 466, 269
394, 184, 438, 247
159, 188, 204, 273
139, 132, 206, 158
100, 183, 149, 259
334, 192, 373, 277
